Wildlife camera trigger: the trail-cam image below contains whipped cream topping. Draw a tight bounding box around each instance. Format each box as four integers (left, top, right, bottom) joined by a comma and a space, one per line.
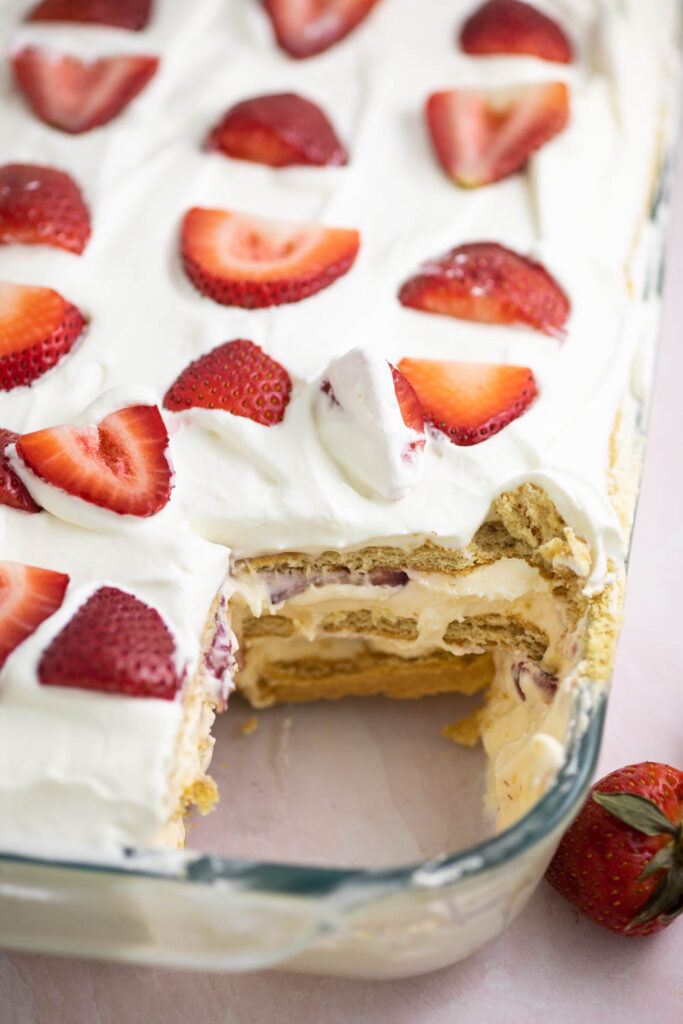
0, 505, 230, 850
314, 347, 425, 500
0, 0, 678, 849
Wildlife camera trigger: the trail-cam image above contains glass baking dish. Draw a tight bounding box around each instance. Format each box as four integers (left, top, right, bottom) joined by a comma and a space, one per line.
0, 690, 604, 978
0, 61, 677, 986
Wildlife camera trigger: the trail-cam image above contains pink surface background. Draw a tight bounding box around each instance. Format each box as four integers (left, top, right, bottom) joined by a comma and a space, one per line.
2, 128, 683, 1024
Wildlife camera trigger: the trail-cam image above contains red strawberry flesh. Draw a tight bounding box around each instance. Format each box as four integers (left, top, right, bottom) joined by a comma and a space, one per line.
390, 364, 425, 435
0, 429, 41, 513
181, 207, 359, 308
0, 163, 91, 255
16, 405, 173, 517
0, 561, 69, 668
164, 339, 292, 426
207, 92, 347, 167
263, 0, 383, 59
0, 281, 87, 391
398, 241, 569, 337
426, 82, 569, 188
26, 0, 153, 30
38, 585, 183, 699
460, 0, 573, 63
11, 47, 159, 134
398, 357, 537, 446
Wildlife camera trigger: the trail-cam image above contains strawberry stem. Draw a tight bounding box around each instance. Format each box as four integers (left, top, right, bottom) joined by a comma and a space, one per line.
592, 792, 680, 837
593, 791, 683, 930
628, 863, 683, 929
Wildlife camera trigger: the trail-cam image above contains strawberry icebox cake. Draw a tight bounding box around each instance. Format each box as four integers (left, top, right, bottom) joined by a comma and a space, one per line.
0, 0, 679, 853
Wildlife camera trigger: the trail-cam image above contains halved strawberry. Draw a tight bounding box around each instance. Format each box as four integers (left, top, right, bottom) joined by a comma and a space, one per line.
38, 586, 183, 699
181, 208, 359, 308
426, 82, 569, 188
0, 164, 91, 255
26, 0, 152, 31
390, 363, 424, 437
0, 430, 41, 513
0, 561, 69, 668
206, 92, 347, 167
0, 281, 87, 391
164, 339, 292, 426
263, 0, 383, 59
16, 405, 173, 517
398, 242, 569, 338
397, 358, 537, 445
11, 47, 159, 134
460, 0, 572, 64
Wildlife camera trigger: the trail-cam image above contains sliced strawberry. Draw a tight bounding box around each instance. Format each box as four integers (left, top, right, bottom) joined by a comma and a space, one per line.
181, 207, 359, 308
390, 363, 424, 436
398, 242, 569, 338
11, 47, 159, 135
16, 405, 173, 517
0, 164, 91, 255
0, 281, 87, 391
206, 92, 347, 167
460, 0, 572, 64
263, 0, 383, 59
0, 430, 41, 513
26, 0, 152, 30
397, 358, 537, 446
426, 82, 569, 188
38, 586, 183, 699
0, 561, 69, 669
164, 339, 292, 426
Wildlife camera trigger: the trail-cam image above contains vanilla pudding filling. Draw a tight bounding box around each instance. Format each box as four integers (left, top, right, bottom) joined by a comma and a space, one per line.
0, 0, 678, 855
230, 560, 573, 694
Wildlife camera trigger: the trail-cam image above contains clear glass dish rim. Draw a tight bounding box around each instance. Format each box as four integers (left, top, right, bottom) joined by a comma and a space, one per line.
0, 690, 606, 901
0, 73, 677, 914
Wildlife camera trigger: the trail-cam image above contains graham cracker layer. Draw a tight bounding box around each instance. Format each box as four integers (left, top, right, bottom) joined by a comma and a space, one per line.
443, 614, 549, 661
242, 610, 548, 659
234, 484, 593, 590
240, 650, 495, 708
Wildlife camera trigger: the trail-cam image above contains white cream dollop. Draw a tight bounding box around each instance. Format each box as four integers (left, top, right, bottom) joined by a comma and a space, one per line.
314, 347, 425, 500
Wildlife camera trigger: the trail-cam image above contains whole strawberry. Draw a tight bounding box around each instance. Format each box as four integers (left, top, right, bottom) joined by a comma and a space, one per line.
546, 762, 683, 936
